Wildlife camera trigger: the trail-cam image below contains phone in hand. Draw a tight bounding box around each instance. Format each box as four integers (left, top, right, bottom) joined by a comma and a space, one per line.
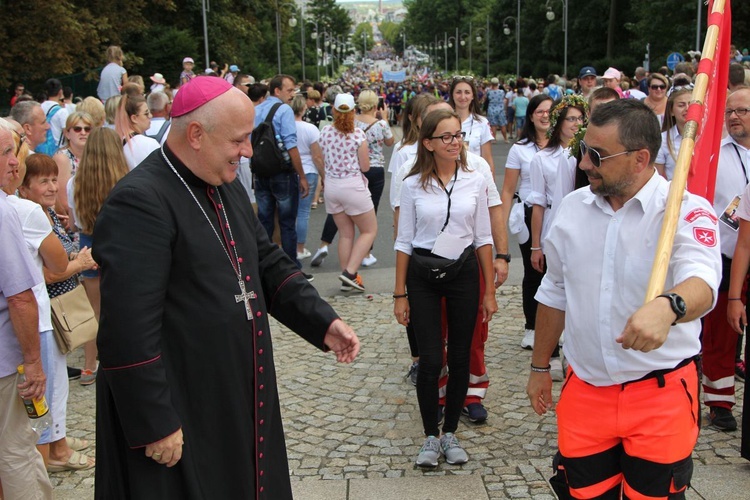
378, 97, 385, 110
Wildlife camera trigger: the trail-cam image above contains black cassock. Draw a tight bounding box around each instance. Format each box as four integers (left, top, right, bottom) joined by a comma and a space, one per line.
93, 145, 338, 499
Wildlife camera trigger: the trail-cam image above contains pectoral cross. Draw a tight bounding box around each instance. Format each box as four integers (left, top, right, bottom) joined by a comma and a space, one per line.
235, 280, 257, 321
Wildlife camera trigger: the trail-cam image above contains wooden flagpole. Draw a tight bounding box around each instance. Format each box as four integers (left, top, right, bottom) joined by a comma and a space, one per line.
644, 0, 727, 303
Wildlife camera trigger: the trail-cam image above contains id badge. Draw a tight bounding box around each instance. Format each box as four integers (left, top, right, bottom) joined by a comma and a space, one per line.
432, 231, 466, 259
720, 195, 741, 232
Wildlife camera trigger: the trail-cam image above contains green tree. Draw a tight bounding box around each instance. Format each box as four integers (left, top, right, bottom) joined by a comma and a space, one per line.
352, 22, 374, 57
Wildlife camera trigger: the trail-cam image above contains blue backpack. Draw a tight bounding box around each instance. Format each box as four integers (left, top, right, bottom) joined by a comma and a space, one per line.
546, 85, 562, 101
35, 105, 62, 156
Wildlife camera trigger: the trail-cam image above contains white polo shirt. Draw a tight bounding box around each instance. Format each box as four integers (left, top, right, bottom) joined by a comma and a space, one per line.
536, 171, 721, 386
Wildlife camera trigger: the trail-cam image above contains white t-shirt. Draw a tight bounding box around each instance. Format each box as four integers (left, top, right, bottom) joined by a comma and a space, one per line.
461, 115, 493, 157
295, 120, 321, 176
527, 145, 566, 251
505, 140, 541, 205
124, 134, 160, 170
98, 62, 126, 102
5, 196, 53, 332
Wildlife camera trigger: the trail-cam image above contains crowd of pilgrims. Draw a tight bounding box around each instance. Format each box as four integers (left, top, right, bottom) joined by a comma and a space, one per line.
3, 47, 746, 485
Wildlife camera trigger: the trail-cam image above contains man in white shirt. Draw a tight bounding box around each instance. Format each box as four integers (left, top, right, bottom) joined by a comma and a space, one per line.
145, 91, 171, 145
528, 100, 720, 499
40, 78, 69, 148
702, 88, 750, 432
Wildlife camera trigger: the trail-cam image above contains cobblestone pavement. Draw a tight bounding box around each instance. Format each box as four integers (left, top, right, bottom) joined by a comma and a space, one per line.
56, 285, 746, 499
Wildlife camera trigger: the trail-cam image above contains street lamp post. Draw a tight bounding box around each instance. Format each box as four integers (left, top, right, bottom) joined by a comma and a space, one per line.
275, 0, 298, 75
503, 15, 519, 78
310, 20, 320, 81
460, 32, 470, 73
475, 26, 489, 77
546, 0, 568, 78
201, 0, 209, 69
446, 33, 457, 72
362, 31, 367, 66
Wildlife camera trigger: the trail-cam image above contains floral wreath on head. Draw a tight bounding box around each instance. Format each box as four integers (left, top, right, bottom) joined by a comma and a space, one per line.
547, 94, 589, 139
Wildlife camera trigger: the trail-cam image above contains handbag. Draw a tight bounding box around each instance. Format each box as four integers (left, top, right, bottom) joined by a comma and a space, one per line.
50, 284, 98, 354
410, 246, 473, 283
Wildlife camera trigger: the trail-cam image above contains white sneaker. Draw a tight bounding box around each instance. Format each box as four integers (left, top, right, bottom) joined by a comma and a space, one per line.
340, 284, 353, 292
550, 357, 564, 382
361, 253, 378, 267
310, 246, 328, 267
521, 329, 535, 350
297, 248, 312, 260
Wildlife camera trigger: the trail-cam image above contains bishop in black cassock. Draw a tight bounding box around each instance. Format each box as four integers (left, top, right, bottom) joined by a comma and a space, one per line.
92, 77, 359, 499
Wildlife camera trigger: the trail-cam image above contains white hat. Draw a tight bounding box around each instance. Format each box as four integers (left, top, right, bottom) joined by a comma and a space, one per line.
183, 57, 195, 64
333, 93, 355, 113
508, 200, 529, 244
602, 67, 621, 80
150, 73, 166, 84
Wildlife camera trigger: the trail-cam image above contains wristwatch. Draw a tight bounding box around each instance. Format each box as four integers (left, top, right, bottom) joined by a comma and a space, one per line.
495, 253, 511, 263
657, 293, 687, 325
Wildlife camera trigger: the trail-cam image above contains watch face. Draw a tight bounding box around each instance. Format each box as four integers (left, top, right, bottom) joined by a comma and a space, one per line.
675, 295, 687, 315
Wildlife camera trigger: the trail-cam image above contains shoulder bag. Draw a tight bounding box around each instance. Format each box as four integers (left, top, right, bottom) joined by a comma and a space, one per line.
50, 283, 98, 354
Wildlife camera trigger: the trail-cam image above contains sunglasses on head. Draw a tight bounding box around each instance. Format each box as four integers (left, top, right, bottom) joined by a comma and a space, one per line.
452, 75, 474, 82
71, 125, 92, 133
580, 140, 636, 168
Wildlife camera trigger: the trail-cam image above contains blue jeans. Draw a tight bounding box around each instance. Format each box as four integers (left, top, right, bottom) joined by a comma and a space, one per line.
296, 172, 319, 246
254, 172, 300, 267
515, 116, 526, 131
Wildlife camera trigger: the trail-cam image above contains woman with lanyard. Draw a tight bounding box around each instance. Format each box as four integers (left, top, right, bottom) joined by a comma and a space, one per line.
527, 95, 586, 381
655, 88, 691, 180
448, 76, 495, 173
500, 94, 553, 351
394, 109, 497, 468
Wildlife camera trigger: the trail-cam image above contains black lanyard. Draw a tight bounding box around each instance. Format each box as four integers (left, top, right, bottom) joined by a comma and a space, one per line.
435, 164, 459, 233
732, 143, 748, 183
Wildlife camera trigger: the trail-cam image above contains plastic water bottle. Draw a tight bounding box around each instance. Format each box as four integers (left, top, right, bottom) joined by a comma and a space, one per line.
275, 134, 291, 165
17, 365, 51, 434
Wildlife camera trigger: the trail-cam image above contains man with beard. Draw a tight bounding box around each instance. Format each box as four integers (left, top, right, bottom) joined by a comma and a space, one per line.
527, 99, 721, 498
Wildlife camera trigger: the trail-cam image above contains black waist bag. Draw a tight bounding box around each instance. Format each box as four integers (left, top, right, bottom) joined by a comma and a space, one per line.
410, 245, 473, 283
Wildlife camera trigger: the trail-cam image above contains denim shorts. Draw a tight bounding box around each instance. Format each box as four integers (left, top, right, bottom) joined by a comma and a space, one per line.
78, 233, 99, 279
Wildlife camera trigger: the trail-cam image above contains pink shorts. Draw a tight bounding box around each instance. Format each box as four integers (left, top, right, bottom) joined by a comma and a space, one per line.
324, 174, 374, 216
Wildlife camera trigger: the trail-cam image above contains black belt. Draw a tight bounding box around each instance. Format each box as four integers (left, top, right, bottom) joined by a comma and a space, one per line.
621, 356, 698, 389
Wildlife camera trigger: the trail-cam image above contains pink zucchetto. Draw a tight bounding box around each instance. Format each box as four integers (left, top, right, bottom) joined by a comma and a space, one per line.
171, 76, 233, 118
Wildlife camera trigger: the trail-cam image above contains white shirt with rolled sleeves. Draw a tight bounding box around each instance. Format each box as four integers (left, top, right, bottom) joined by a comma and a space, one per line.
395, 167, 493, 256
526, 145, 566, 250
505, 140, 540, 207
392, 151, 500, 210
535, 171, 721, 386
655, 126, 683, 181
712, 136, 750, 258
461, 115, 493, 157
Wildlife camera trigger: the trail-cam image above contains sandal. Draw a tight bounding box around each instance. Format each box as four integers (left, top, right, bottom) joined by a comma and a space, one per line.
66, 436, 90, 451
47, 450, 95, 472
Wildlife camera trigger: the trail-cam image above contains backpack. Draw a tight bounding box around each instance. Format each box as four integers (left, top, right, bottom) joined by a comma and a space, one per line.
546, 84, 562, 101
36, 105, 63, 156
146, 119, 170, 144
250, 103, 292, 178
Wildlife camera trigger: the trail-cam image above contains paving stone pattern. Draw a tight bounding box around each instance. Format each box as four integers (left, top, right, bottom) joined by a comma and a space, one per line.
56, 285, 746, 498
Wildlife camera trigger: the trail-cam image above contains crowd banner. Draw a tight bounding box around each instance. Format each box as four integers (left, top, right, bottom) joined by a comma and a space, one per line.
645, 0, 731, 303
383, 71, 407, 83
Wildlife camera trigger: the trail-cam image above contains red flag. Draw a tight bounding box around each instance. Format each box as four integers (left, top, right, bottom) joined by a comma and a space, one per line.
686, 0, 731, 205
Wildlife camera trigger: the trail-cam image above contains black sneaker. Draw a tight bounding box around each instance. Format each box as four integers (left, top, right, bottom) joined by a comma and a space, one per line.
302, 272, 314, 282
406, 361, 418, 386
462, 403, 488, 423
67, 366, 82, 380
708, 406, 737, 432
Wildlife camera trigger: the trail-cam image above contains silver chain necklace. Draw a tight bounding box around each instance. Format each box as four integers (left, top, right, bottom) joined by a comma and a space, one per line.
161, 147, 255, 320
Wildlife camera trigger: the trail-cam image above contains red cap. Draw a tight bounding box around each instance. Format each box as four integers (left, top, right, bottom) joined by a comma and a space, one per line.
172, 76, 233, 118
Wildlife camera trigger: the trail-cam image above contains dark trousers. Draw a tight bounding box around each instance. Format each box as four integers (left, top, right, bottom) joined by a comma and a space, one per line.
320, 167, 385, 244
520, 204, 544, 330
407, 251, 479, 436
254, 172, 300, 267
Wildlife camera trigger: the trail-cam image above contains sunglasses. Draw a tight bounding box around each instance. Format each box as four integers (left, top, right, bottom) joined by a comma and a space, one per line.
580, 140, 636, 168
430, 131, 466, 144
650, 84, 667, 90
70, 126, 92, 133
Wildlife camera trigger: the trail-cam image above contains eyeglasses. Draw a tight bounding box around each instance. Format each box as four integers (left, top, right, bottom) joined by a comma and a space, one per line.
70, 126, 92, 133
650, 84, 667, 90
430, 132, 466, 144
725, 108, 750, 117
564, 115, 585, 123
580, 140, 636, 168
13, 131, 26, 156
534, 109, 551, 116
